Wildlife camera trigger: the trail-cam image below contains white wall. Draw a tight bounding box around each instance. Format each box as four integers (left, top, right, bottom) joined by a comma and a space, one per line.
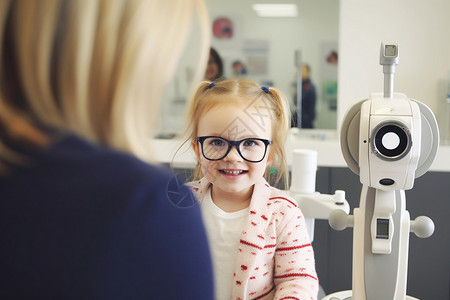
338, 0, 450, 137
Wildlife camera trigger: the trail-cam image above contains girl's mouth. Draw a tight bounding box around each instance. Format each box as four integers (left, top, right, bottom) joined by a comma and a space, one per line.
219, 169, 248, 176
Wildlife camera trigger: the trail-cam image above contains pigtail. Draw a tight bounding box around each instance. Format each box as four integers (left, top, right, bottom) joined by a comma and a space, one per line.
261, 87, 291, 189
172, 81, 212, 181
267, 87, 291, 140
186, 81, 212, 125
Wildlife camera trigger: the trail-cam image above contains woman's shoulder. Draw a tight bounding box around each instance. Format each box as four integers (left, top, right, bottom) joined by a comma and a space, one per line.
46, 133, 179, 191
44, 133, 201, 210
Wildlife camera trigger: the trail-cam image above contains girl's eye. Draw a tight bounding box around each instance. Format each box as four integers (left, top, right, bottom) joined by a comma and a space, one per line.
243, 139, 258, 147
210, 139, 226, 147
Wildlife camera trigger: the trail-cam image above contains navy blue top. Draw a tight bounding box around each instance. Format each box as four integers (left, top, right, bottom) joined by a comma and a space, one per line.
301, 78, 316, 129
0, 133, 214, 299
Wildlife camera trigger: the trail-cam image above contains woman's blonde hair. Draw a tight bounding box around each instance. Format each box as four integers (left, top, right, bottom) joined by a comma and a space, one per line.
182, 79, 291, 188
0, 0, 210, 171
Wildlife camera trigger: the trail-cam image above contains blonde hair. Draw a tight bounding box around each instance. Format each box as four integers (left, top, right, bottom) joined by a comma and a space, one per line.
0, 0, 210, 172
182, 79, 291, 188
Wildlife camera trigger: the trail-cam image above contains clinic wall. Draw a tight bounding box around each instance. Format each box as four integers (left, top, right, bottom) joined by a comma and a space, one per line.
338, 0, 450, 133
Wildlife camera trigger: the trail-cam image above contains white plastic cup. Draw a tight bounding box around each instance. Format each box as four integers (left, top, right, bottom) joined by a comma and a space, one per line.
291, 149, 318, 194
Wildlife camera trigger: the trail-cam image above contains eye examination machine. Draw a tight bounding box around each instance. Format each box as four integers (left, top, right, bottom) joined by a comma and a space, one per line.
315, 43, 440, 300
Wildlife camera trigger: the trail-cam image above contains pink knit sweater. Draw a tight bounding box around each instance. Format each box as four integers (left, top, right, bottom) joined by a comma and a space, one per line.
188, 177, 319, 300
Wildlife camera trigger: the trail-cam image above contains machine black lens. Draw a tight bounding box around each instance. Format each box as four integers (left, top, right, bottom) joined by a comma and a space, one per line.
372, 122, 411, 160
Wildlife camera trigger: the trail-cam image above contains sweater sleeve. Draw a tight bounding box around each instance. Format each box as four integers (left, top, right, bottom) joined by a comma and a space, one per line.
273, 205, 319, 300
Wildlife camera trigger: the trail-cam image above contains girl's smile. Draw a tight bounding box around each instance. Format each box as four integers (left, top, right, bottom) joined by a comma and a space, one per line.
219, 169, 248, 176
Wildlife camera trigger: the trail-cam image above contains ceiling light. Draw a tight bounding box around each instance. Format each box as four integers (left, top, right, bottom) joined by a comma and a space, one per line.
252, 4, 298, 17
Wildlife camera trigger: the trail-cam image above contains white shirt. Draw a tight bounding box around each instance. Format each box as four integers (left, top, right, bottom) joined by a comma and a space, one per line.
201, 188, 249, 300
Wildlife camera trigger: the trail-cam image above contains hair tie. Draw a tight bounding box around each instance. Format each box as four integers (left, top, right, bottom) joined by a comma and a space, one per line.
208, 82, 216, 89
261, 86, 270, 93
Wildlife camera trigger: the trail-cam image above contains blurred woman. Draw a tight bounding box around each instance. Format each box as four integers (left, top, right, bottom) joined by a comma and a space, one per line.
0, 0, 214, 299
205, 47, 224, 81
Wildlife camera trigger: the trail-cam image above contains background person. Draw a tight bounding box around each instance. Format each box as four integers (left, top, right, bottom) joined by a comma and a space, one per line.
292, 64, 317, 128
300, 64, 317, 128
0, 0, 214, 299
232, 60, 247, 77
204, 47, 224, 81
326, 50, 338, 65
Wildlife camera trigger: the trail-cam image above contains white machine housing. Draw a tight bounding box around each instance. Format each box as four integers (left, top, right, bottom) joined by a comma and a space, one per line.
359, 93, 422, 191
325, 42, 439, 300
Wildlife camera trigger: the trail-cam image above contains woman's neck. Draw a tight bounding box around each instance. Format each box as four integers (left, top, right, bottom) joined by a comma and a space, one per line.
211, 185, 253, 213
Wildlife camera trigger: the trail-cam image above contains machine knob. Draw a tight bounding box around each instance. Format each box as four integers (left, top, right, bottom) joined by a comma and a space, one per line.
334, 190, 346, 205
410, 216, 434, 238
329, 209, 354, 231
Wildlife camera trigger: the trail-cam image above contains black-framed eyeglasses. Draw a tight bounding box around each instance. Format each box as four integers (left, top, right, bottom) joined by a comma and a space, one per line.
197, 136, 272, 163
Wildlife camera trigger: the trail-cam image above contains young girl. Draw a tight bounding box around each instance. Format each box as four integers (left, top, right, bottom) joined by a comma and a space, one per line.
184, 79, 319, 300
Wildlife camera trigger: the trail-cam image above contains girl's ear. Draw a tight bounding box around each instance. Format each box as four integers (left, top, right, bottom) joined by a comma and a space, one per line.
192, 140, 201, 161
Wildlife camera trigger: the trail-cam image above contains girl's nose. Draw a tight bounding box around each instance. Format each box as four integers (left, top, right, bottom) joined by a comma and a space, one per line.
223, 145, 242, 162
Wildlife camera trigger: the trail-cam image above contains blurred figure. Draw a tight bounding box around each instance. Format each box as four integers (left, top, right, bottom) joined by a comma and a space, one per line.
292, 64, 317, 128
232, 60, 247, 77
205, 47, 224, 81
326, 50, 339, 65
300, 64, 317, 128
0, 1, 214, 299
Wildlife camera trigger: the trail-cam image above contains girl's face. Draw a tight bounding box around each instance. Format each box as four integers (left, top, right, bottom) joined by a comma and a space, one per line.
193, 101, 273, 198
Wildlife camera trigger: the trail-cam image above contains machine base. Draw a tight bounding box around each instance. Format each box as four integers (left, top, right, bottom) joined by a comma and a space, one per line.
322, 290, 420, 300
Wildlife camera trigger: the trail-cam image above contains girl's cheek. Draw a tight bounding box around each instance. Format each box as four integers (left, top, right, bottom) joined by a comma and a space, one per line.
202, 161, 218, 182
